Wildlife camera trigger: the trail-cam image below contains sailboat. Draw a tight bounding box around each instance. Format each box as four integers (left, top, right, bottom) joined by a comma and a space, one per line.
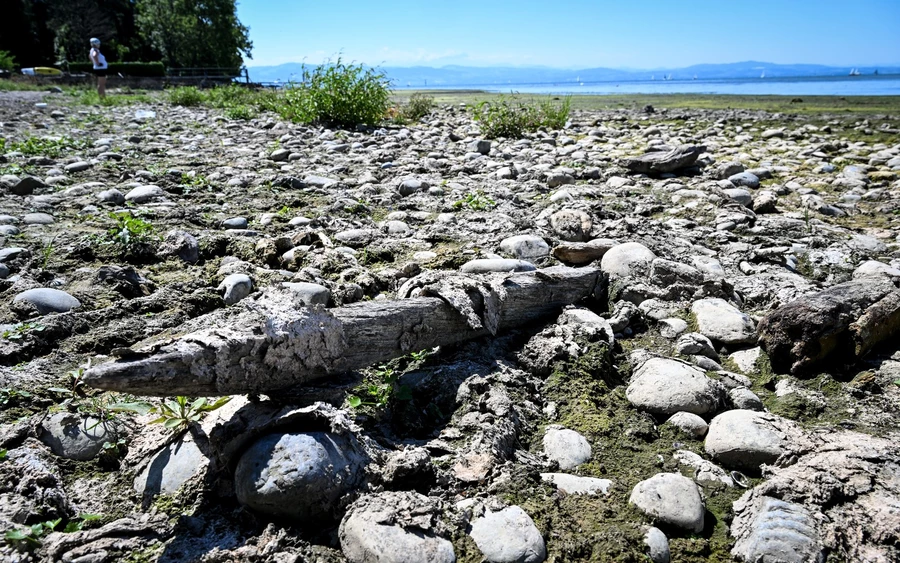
760, 71, 765, 78
693, 74, 697, 80
651, 75, 655, 81
849, 68, 860, 76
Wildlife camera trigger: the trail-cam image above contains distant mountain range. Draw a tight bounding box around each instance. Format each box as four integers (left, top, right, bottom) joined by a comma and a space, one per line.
246, 61, 900, 87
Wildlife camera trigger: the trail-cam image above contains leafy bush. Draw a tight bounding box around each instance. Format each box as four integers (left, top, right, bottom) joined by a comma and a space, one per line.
400, 93, 435, 121
279, 58, 391, 127
167, 86, 204, 106
0, 50, 16, 72
68, 62, 166, 77
474, 94, 572, 139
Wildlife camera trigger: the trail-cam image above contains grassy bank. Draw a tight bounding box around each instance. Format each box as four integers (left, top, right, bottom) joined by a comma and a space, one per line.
391, 90, 900, 115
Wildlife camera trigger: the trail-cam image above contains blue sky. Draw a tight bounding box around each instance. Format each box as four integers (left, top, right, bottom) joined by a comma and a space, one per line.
237, 0, 900, 68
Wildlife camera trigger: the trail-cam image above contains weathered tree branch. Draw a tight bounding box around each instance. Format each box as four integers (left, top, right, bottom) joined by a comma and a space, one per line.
83, 267, 604, 396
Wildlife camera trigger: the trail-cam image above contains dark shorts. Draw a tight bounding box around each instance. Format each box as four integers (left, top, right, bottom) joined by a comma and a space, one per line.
93, 68, 108, 77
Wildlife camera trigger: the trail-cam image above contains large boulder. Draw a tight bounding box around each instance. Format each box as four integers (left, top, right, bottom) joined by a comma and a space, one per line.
469, 506, 546, 563
621, 145, 706, 174
626, 357, 725, 415
600, 242, 656, 278
705, 410, 796, 471
629, 473, 705, 532
691, 298, 756, 345
757, 278, 900, 374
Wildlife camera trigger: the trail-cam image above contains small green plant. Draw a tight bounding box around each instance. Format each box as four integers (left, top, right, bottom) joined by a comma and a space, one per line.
9, 136, 89, 158
279, 58, 391, 127
0, 448, 7, 461
40, 236, 56, 269
473, 94, 571, 139
894, 378, 900, 386
0, 50, 16, 72
0, 388, 32, 407
400, 93, 435, 121
166, 86, 204, 107
453, 189, 496, 211
347, 364, 412, 409
224, 105, 256, 120
4, 514, 102, 550
149, 396, 231, 432
180, 173, 213, 193
2, 322, 45, 340
48, 361, 90, 399
76, 394, 153, 430
105, 211, 156, 253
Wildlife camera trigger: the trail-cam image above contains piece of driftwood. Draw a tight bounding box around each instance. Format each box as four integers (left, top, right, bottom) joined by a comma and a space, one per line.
83, 267, 604, 396
757, 277, 900, 374
621, 145, 706, 174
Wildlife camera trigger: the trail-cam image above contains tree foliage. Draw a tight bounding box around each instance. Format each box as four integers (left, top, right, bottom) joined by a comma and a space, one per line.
136, 0, 252, 68
0, 0, 251, 69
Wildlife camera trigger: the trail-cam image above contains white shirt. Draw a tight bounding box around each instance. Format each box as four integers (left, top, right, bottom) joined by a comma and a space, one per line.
90, 48, 108, 69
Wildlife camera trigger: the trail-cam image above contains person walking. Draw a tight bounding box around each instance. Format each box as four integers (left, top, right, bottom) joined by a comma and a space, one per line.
89, 37, 108, 98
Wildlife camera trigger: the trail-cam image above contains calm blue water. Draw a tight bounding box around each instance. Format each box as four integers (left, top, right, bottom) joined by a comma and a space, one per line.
398, 75, 900, 96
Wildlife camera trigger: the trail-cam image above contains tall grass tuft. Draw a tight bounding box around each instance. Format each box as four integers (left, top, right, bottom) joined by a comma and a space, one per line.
166, 86, 204, 107
400, 93, 435, 121
474, 95, 572, 139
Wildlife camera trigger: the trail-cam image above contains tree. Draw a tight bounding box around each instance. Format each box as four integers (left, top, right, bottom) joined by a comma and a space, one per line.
47, 0, 117, 64
135, 0, 252, 69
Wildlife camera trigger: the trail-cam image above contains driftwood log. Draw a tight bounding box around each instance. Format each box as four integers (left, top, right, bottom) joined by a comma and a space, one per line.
84, 267, 604, 396
621, 145, 706, 174
757, 277, 900, 375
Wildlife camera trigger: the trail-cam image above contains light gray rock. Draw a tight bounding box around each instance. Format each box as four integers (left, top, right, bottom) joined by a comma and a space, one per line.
664, 412, 709, 438
460, 258, 536, 274
714, 161, 745, 180
270, 148, 290, 161
235, 432, 367, 521
626, 357, 724, 415
705, 410, 791, 471
691, 298, 756, 345
540, 473, 612, 496
470, 506, 546, 563
398, 179, 427, 196
134, 436, 207, 496
23, 212, 54, 225
600, 242, 656, 278
39, 413, 121, 461
383, 220, 410, 235
629, 473, 705, 532
550, 209, 592, 241
0, 225, 19, 236
644, 527, 670, 563
675, 332, 719, 360
125, 184, 164, 203
340, 492, 455, 563
96, 188, 125, 204
217, 273, 253, 305
500, 235, 550, 260
469, 139, 491, 155
729, 387, 764, 411
0, 247, 25, 261
552, 238, 618, 265
729, 347, 763, 374
542, 427, 592, 470
65, 161, 92, 173
659, 318, 688, 338
13, 288, 81, 315
852, 260, 900, 281
282, 282, 330, 306
673, 450, 735, 487
724, 188, 753, 206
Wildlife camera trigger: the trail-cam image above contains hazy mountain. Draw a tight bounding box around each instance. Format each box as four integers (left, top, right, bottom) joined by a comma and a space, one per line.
246, 61, 900, 86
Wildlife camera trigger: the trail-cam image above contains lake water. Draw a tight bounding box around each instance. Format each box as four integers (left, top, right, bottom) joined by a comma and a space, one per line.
399, 75, 900, 96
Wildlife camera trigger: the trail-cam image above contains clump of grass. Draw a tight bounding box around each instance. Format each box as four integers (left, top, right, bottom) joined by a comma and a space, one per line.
453, 189, 496, 211
8, 136, 89, 158
400, 93, 435, 121
473, 94, 571, 138
279, 58, 391, 127
166, 86, 204, 107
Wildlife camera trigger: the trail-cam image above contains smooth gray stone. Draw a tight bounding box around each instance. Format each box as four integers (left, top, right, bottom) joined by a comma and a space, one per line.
134, 436, 207, 496
692, 298, 756, 345
39, 413, 120, 461
729, 387, 764, 411
13, 288, 81, 314
627, 357, 725, 416
222, 217, 248, 230
125, 184, 164, 203
705, 410, 785, 471
339, 492, 456, 563
468, 139, 491, 155
97, 188, 125, 204
469, 506, 546, 563
728, 172, 761, 189
0, 247, 26, 261
543, 427, 592, 470
398, 179, 427, 196
724, 188, 753, 206
269, 148, 290, 161
383, 220, 410, 235
235, 432, 367, 521
600, 242, 656, 278
0, 214, 18, 225
282, 282, 330, 306
303, 175, 339, 188
0, 225, 20, 236
0, 263, 9, 279
644, 527, 670, 563
65, 161, 92, 173
460, 258, 536, 274
664, 412, 709, 438
23, 212, 54, 225
500, 235, 550, 260
217, 273, 253, 305
629, 473, 705, 532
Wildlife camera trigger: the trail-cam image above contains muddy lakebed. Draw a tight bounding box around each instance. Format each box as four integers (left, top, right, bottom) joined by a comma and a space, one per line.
1, 89, 899, 562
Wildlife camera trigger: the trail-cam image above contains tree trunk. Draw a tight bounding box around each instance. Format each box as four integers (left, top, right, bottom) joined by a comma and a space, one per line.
83, 267, 604, 396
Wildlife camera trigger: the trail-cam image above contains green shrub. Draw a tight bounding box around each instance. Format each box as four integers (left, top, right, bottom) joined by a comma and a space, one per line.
474, 94, 572, 139
0, 50, 16, 72
167, 86, 204, 106
279, 58, 391, 127
400, 93, 435, 121
68, 62, 165, 77
225, 105, 255, 120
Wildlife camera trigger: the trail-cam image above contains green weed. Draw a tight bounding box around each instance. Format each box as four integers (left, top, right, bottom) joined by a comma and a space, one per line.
1, 322, 45, 341
0, 388, 32, 408
347, 364, 412, 409
166, 86, 204, 107
400, 92, 435, 121
149, 396, 231, 432
104, 211, 157, 254
473, 94, 571, 139
453, 189, 496, 211
8, 136, 89, 158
